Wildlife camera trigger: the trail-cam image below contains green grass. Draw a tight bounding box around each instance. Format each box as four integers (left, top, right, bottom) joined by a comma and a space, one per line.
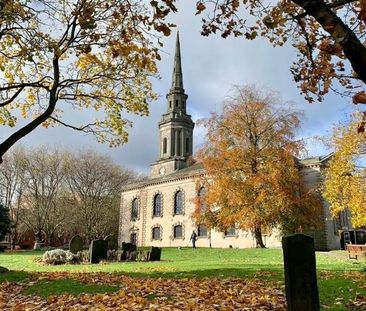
318, 276, 363, 311
0, 247, 365, 310
1, 248, 363, 276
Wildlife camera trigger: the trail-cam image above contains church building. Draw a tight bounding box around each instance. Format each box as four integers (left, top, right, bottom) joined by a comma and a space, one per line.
118, 34, 352, 250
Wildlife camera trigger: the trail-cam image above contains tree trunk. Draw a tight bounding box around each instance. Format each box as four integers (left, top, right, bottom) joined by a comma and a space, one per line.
292, 0, 366, 84
0, 57, 60, 163
254, 226, 266, 248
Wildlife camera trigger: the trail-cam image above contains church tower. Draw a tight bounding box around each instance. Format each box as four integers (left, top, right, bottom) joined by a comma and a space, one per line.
151, 32, 195, 178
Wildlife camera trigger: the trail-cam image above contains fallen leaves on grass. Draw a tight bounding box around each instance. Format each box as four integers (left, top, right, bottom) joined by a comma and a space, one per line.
347, 294, 366, 310
0, 272, 286, 310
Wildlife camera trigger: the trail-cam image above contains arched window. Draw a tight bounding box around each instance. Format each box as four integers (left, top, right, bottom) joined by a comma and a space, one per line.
131, 198, 139, 220
152, 226, 161, 240
153, 194, 162, 217
173, 225, 183, 239
175, 99, 178, 107
197, 224, 207, 237
163, 138, 167, 154
198, 187, 207, 212
174, 191, 183, 215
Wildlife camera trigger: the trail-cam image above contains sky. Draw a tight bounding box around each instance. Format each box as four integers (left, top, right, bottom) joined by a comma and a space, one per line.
0, 2, 359, 173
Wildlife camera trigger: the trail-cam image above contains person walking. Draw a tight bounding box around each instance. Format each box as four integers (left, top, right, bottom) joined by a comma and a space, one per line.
190, 230, 197, 248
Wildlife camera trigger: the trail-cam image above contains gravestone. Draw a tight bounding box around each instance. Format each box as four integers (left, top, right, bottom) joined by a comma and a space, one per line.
104, 235, 118, 251
282, 234, 320, 311
149, 247, 161, 261
69, 235, 83, 254
119, 242, 137, 261
89, 239, 108, 264
127, 250, 137, 261
121, 242, 136, 252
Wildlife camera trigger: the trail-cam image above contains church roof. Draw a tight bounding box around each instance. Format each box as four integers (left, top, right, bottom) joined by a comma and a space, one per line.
123, 154, 332, 192
122, 162, 205, 192
298, 154, 332, 166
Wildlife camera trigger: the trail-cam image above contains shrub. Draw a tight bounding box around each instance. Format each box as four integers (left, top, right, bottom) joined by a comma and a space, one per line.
42, 249, 80, 265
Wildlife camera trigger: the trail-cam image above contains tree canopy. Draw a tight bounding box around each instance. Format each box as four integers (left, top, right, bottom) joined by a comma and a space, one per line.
324, 115, 366, 227
0, 0, 176, 162
194, 86, 323, 247
195, 0, 366, 106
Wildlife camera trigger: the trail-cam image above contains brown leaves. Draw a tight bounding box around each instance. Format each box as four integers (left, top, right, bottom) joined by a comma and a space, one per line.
0, 272, 286, 310
195, 0, 366, 103
353, 92, 366, 105
196, 2, 206, 15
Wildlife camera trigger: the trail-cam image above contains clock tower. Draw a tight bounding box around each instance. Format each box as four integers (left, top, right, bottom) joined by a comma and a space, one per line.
151, 32, 195, 178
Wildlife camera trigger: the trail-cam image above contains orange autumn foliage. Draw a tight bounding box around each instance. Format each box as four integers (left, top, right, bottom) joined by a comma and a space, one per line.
194, 86, 323, 247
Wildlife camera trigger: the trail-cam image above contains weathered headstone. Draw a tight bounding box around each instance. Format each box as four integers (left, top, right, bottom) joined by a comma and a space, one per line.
104, 235, 118, 251
89, 239, 108, 264
69, 235, 83, 254
33, 241, 42, 250
282, 233, 320, 311
127, 250, 137, 261
149, 247, 161, 261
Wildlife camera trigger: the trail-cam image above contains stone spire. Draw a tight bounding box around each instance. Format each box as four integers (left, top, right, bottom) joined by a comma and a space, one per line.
170, 32, 184, 92
166, 32, 188, 114
150, 31, 195, 178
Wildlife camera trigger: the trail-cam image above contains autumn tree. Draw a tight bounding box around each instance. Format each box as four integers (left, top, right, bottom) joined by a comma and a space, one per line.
64, 150, 135, 242
0, 0, 177, 163
195, 86, 323, 248
195, 0, 366, 106
323, 114, 366, 227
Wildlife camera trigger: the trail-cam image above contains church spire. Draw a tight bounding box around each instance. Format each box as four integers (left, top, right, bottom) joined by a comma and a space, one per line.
150, 30, 195, 178
170, 32, 184, 92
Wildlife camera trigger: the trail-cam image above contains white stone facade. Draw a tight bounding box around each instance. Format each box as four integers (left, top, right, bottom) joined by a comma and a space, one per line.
119, 164, 282, 249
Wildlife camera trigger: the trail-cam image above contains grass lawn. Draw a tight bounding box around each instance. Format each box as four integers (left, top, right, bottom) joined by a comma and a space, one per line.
0, 247, 365, 310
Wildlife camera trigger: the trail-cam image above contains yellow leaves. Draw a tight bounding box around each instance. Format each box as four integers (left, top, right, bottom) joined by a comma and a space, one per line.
0, 0, 164, 152
324, 117, 366, 227
76, 53, 102, 70
0, 108, 17, 127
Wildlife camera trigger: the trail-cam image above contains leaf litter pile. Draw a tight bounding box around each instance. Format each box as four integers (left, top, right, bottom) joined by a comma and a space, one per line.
0, 272, 287, 310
